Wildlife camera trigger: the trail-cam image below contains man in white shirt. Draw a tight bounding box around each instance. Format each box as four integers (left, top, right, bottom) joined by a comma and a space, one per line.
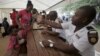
37, 5, 98, 56
42, 11, 66, 40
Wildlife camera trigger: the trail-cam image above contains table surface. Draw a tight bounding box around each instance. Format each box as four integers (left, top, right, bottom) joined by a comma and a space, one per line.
26, 23, 70, 56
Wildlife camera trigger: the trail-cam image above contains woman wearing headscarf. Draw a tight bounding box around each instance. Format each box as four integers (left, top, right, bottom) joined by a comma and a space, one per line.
16, 0, 33, 55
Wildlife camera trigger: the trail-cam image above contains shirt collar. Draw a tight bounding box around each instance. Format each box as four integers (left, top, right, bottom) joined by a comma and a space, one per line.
74, 21, 93, 33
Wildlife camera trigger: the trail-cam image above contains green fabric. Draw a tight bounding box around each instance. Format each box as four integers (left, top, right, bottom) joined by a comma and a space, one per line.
63, 0, 100, 11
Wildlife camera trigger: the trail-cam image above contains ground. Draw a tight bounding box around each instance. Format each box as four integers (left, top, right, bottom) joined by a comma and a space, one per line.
0, 36, 9, 56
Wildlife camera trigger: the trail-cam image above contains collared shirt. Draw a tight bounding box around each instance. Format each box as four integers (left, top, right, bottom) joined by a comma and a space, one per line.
61, 22, 95, 56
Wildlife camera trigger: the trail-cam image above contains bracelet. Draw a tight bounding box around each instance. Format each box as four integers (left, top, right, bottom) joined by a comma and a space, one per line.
48, 40, 54, 47
49, 43, 54, 47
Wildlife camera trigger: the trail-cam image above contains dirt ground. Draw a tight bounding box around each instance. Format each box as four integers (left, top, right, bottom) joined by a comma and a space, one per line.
0, 36, 9, 56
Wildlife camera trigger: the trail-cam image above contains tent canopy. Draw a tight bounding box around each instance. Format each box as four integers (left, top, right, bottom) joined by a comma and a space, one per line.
0, 0, 63, 10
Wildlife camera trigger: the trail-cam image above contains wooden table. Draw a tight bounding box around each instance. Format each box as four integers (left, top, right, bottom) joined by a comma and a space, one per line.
27, 23, 69, 56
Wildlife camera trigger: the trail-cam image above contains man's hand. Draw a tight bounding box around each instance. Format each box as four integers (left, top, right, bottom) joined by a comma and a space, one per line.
41, 30, 48, 34
41, 40, 55, 47
42, 40, 51, 47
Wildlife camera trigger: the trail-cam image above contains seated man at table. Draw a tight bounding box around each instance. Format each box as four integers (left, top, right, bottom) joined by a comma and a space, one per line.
42, 11, 60, 34
37, 5, 98, 56
42, 11, 66, 41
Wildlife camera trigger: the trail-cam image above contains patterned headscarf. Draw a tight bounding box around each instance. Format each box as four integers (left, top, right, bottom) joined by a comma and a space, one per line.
27, 0, 33, 7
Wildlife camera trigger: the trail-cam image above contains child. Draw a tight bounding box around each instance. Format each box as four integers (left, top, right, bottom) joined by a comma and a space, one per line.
6, 26, 20, 56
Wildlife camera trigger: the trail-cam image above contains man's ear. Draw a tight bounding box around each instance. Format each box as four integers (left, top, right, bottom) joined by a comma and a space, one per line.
82, 18, 88, 23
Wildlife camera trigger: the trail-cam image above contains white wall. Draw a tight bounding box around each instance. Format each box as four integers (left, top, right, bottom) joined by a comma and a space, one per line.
0, 8, 22, 25
0, 9, 11, 24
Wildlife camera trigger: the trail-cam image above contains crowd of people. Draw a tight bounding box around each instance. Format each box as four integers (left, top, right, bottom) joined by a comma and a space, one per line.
1, 0, 99, 56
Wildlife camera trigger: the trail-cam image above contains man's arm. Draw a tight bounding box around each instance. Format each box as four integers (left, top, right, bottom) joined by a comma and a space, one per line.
16, 14, 21, 28
10, 13, 12, 20
44, 20, 63, 29
53, 43, 80, 55
37, 15, 63, 29
42, 30, 59, 36
42, 40, 80, 55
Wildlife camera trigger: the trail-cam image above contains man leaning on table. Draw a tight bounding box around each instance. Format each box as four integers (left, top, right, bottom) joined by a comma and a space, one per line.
37, 5, 99, 56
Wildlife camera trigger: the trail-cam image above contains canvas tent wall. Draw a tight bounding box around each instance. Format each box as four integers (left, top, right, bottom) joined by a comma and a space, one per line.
0, 0, 78, 24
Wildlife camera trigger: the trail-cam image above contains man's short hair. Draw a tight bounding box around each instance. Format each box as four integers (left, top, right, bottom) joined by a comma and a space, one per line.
79, 5, 96, 22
